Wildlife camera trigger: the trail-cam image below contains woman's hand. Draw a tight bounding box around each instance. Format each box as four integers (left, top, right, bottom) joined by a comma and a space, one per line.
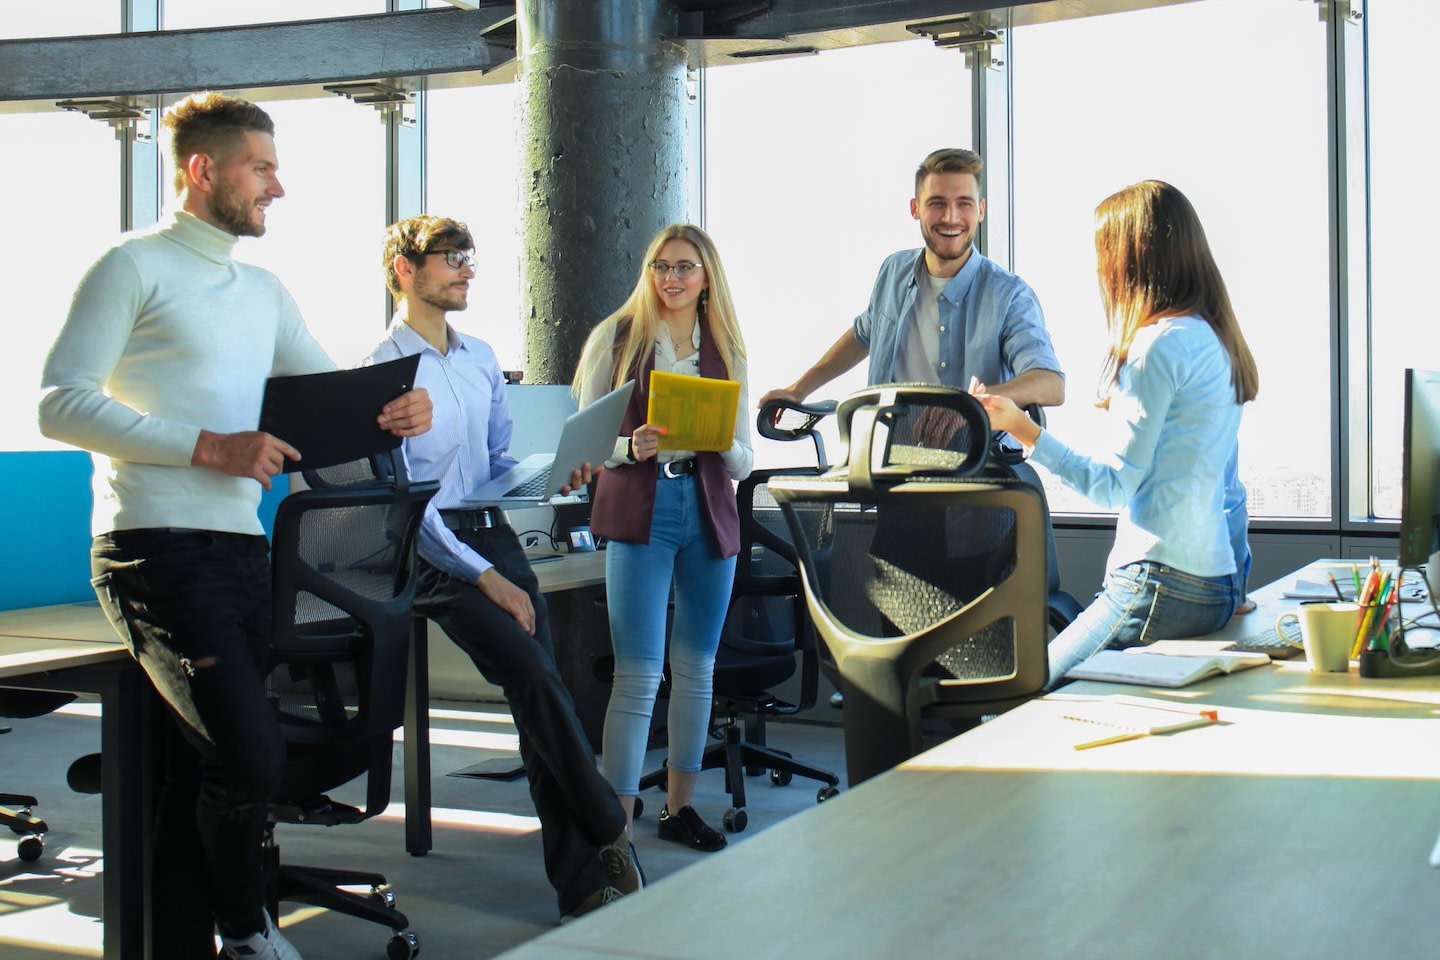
970, 377, 1040, 446
629, 423, 666, 462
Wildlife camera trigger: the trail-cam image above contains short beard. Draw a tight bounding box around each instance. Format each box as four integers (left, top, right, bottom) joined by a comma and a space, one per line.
210, 179, 264, 238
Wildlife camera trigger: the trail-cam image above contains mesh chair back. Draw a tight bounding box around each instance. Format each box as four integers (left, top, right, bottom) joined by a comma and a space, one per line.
770, 386, 1050, 782
268, 464, 435, 763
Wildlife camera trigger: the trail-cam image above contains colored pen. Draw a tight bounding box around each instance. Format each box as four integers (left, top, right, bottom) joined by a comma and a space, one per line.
1327, 572, 1345, 601
1352, 563, 1363, 597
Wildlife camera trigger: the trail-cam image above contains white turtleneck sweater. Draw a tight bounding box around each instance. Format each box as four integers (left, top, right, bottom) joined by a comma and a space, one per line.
39, 210, 335, 536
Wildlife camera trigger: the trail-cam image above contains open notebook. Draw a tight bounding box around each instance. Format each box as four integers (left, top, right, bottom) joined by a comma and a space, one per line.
463, 379, 634, 506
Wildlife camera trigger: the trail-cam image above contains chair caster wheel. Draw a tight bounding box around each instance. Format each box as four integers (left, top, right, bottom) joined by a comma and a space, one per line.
370, 884, 397, 909
16, 834, 43, 862
817, 785, 839, 803
722, 807, 747, 833
769, 768, 793, 786
387, 930, 420, 959
632, 796, 644, 820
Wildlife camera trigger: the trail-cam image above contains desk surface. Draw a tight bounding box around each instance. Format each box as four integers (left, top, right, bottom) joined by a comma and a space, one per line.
498, 561, 1440, 960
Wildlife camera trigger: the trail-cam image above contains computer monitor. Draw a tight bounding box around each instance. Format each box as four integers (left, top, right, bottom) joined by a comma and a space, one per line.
1399, 368, 1440, 571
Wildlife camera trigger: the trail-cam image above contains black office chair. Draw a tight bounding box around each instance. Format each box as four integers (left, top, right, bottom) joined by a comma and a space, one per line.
0, 689, 77, 861
262, 449, 435, 960
633, 401, 842, 831
770, 385, 1053, 786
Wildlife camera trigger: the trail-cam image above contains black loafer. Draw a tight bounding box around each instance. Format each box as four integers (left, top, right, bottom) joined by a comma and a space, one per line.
657, 804, 727, 852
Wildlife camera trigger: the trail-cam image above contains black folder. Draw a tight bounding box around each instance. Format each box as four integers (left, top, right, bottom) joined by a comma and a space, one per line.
258, 355, 421, 472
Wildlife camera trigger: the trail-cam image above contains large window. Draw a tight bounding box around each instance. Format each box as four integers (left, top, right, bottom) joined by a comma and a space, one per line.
1368, 2, 1440, 519
2, 4, 124, 451
163, 0, 384, 29
703, 40, 972, 468
1011, 0, 1330, 518
426, 84, 526, 371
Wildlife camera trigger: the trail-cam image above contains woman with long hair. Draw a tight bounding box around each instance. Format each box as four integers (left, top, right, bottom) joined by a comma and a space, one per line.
573, 223, 752, 851
975, 180, 1258, 685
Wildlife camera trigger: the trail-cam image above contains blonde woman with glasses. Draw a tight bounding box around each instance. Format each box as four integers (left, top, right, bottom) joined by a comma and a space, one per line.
574, 224, 752, 853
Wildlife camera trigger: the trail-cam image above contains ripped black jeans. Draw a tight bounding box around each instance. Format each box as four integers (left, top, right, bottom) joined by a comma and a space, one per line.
91, 528, 284, 958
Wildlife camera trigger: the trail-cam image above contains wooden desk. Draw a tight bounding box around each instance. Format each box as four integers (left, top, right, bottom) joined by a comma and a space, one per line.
496, 563, 1440, 959
0, 608, 151, 960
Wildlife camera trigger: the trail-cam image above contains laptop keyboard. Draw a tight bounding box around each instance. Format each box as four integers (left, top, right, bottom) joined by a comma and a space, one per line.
503, 465, 553, 499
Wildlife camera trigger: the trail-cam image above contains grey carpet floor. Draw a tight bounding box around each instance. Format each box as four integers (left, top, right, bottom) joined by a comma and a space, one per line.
0, 697, 849, 959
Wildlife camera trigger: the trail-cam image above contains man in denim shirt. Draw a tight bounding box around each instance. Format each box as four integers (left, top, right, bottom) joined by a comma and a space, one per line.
761, 147, 1064, 412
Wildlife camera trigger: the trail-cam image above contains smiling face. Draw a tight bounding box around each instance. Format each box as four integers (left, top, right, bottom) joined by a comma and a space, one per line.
910, 170, 985, 277
649, 238, 707, 317
199, 130, 284, 238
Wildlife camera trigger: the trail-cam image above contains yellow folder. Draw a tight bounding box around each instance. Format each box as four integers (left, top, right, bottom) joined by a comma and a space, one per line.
646, 370, 740, 452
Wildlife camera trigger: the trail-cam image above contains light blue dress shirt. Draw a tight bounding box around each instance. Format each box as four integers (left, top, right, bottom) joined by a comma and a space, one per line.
366, 319, 517, 585
1029, 314, 1242, 577
853, 247, 1061, 389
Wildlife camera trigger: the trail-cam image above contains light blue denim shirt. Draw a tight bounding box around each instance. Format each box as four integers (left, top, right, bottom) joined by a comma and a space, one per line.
853, 247, 1061, 389
1029, 315, 1242, 577
366, 319, 517, 585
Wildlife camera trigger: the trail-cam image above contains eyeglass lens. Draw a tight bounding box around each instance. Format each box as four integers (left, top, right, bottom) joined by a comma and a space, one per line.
649, 261, 701, 279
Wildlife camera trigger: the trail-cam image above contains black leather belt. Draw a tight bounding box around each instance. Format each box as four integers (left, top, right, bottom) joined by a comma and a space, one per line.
440, 506, 508, 531
661, 458, 697, 478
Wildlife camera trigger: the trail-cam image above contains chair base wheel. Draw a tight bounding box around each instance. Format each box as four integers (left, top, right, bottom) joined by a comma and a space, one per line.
817, 785, 840, 803
16, 834, 44, 862
722, 807, 747, 833
387, 930, 420, 959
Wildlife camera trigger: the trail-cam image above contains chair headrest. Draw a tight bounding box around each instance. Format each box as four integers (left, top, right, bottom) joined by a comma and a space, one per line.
832, 384, 991, 493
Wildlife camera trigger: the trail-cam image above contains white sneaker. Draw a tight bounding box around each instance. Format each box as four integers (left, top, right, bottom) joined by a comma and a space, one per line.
220, 911, 303, 960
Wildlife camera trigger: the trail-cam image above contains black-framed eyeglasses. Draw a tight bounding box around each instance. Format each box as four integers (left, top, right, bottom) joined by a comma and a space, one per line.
648, 260, 703, 280
425, 250, 477, 270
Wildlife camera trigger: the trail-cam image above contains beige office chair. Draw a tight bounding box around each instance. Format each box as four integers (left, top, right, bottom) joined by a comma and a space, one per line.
770, 384, 1052, 786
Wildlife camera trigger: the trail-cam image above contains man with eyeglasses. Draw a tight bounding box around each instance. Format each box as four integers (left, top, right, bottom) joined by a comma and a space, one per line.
39, 92, 432, 960
366, 215, 643, 924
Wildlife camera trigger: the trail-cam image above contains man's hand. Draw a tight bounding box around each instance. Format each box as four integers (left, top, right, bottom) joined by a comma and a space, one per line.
559, 461, 601, 496
476, 567, 536, 635
757, 387, 803, 426
191, 429, 300, 490
378, 388, 432, 437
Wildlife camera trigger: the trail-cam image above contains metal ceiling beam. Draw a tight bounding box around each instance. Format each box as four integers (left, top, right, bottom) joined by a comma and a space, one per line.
0, 6, 516, 104
672, 0, 1199, 38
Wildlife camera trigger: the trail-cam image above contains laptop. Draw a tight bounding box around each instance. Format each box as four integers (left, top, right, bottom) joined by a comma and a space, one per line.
463, 379, 635, 506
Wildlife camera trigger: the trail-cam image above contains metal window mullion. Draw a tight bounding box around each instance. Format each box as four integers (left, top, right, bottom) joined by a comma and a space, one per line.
386, 0, 426, 325
121, 0, 160, 231
1326, 1, 1372, 530
971, 23, 1013, 269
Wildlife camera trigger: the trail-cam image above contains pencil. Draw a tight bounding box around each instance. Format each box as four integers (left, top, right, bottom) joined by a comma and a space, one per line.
1327, 572, 1345, 601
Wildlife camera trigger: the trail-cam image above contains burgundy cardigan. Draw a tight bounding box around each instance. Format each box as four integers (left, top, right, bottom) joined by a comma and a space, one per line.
588, 321, 741, 559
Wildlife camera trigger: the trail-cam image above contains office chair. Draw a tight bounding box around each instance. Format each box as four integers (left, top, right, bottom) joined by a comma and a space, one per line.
770, 385, 1053, 786
0, 689, 76, 861
263, 449, 436, 960
634, 401, 842, 832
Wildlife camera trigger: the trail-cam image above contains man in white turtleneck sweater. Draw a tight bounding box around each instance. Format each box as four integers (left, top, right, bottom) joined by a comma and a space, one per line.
38, 92, 430, 960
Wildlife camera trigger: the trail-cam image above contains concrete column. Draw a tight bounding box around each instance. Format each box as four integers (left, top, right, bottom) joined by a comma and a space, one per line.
518, 0, 689, 384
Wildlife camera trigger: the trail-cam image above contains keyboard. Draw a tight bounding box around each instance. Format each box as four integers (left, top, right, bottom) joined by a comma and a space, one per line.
1224, 625, 1305, 660
503, 465, 553, 499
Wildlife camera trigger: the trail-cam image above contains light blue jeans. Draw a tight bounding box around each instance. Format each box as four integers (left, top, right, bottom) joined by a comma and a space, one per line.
601, 474, 737, 796
1047, 561, 1240, 689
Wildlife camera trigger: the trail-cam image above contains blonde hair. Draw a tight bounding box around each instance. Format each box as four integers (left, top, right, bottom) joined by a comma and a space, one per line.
1094, 180, 1259, 405
575, 224, 746, 395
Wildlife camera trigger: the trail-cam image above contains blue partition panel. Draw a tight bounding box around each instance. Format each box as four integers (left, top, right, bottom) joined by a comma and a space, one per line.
0, 451, 288, 611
